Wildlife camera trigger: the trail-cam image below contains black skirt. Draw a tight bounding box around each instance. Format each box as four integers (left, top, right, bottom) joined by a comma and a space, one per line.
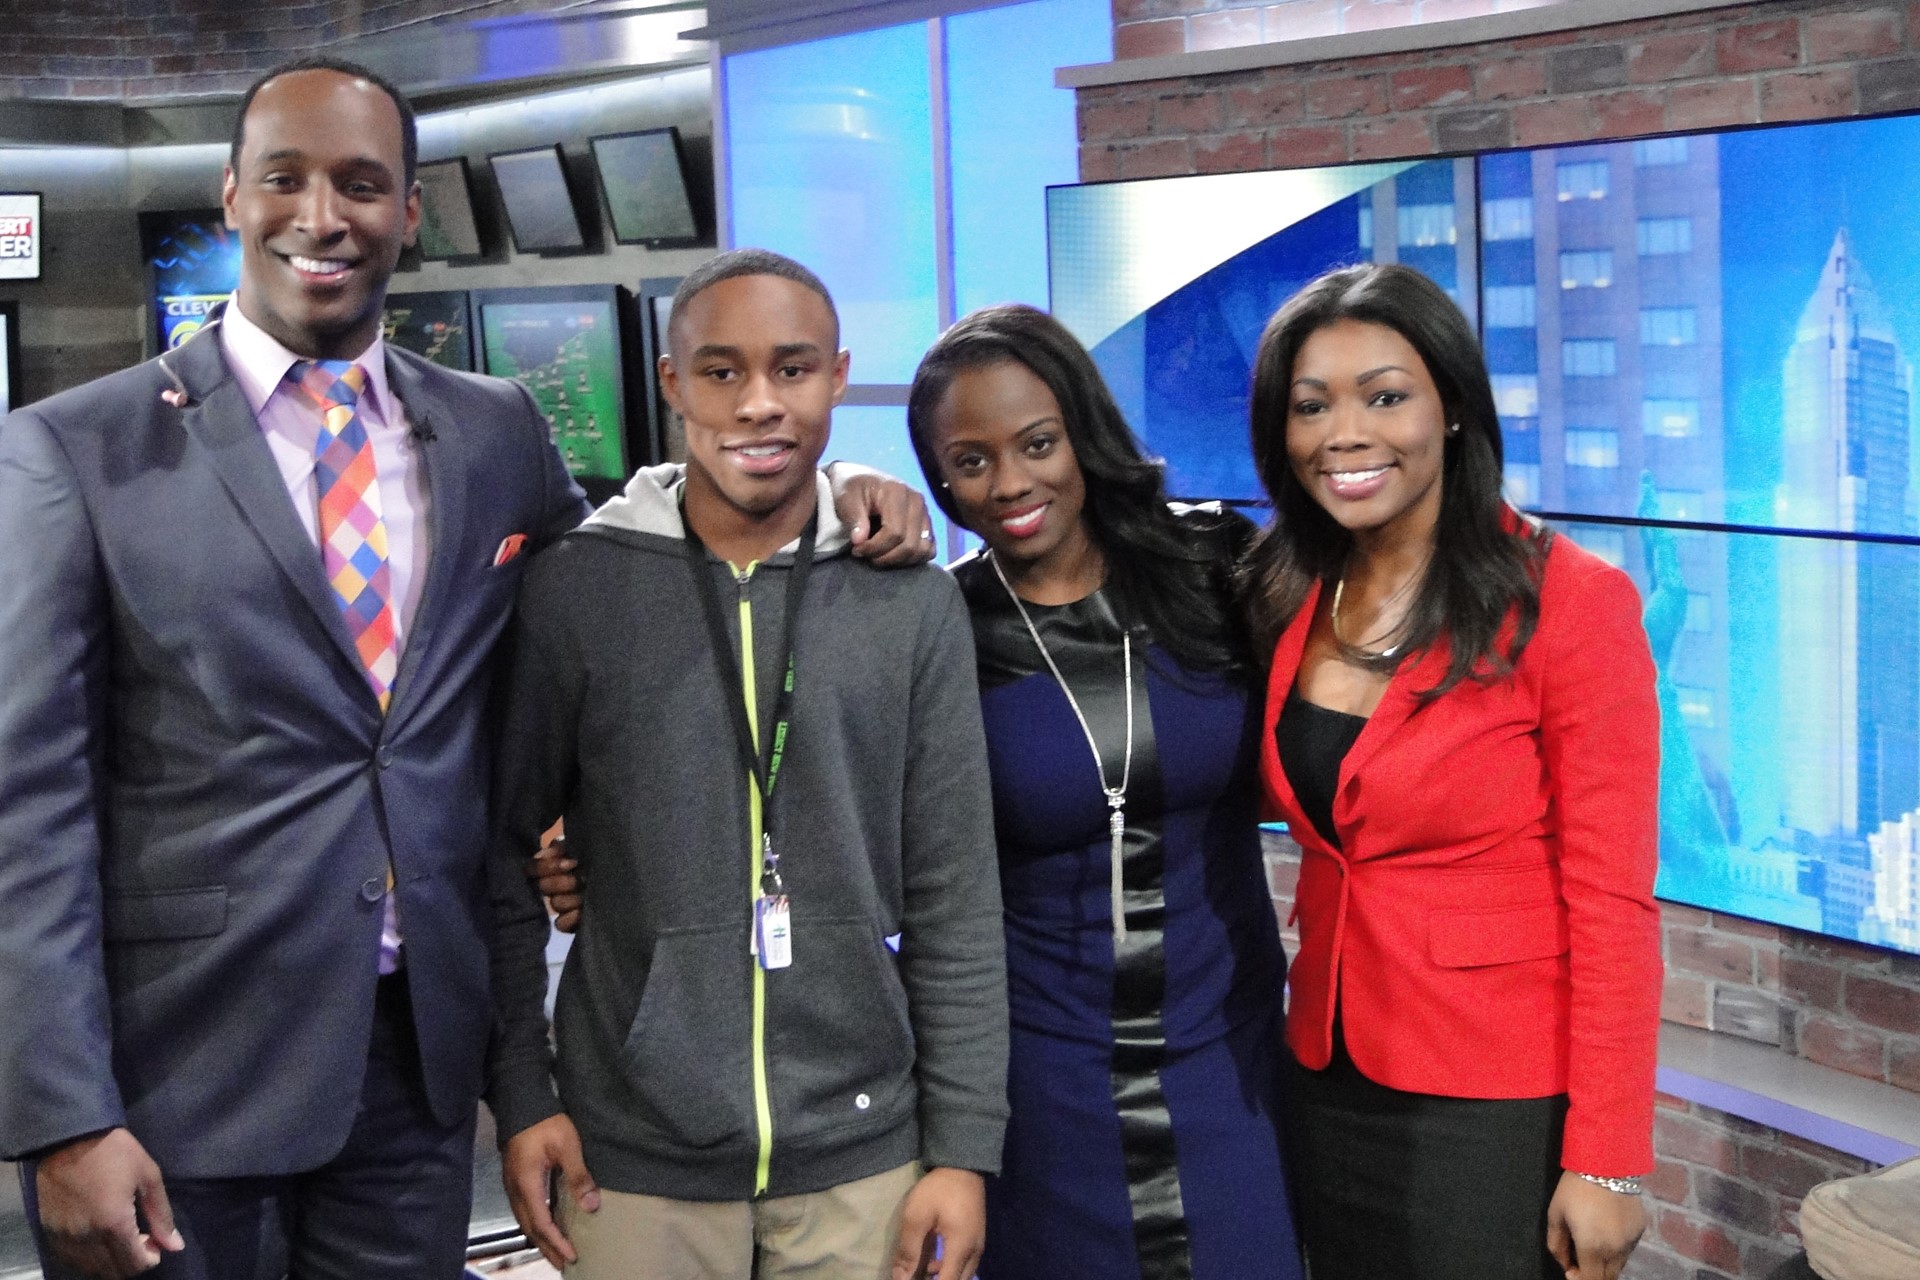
1283, 1029, 1568, 1280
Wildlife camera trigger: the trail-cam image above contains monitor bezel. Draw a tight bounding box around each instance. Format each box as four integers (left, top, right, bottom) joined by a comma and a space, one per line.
588, 127, 702, 249
486, 144, 589, 256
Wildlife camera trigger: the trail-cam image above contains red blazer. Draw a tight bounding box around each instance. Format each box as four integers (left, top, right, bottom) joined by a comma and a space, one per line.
1260, 530, 1662, 1176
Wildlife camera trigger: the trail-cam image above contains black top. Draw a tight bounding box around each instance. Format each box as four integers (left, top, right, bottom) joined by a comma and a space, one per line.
1276, 691, 1368, 849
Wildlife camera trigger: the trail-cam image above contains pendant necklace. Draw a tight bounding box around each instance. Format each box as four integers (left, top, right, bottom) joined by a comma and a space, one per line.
1330, 552, 1430, 660
989, 551, 1135, 943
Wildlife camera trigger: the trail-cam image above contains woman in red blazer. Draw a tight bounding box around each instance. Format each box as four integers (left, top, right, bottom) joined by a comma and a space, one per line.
1241, 264, 1661, 1280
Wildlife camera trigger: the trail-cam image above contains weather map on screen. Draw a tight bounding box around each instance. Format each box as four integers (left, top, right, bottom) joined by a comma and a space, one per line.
384, 291, 473, 372
480, 298, 625, 480
1048, 114, 1920, 956
415, 159, 483, 260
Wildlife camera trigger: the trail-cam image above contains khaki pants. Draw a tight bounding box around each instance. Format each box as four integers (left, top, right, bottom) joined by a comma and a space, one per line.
557, 1162, 922, 1280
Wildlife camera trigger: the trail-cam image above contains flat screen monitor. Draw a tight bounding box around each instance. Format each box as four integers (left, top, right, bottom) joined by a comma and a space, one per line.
0, 300, 21, 414
383, 291, 475, 372
591, 129, 699, 246
1048, 113, 1920, 957
139, 209, 241, 351
475, 286, 628, 481
1049, 157, 1475, 502
489, 146, 586, 254
414, 158, 483, 260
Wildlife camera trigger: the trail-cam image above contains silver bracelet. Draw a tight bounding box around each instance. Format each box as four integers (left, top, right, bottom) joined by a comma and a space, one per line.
1576, 1172, 1644, 1195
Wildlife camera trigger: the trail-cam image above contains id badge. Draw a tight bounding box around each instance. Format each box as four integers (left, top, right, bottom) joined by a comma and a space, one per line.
755, 894, 793, 970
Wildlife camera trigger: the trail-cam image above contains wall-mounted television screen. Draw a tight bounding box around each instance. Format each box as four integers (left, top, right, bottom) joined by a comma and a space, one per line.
139, 209, 241, 352
0, 300, 21, 414
383, 290, 475, 372
414, 158, 483, 260
489, 145, 586, 254
591, 129, 699, 245
475, 286, 628, 481
1049, 113, 1920, 958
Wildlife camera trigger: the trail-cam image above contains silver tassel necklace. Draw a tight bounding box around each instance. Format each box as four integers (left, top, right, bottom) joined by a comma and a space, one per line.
989, 551, 1134, 943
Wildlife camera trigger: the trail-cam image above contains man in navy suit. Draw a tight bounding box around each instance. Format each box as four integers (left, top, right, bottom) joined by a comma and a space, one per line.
0, 57, 925, 1279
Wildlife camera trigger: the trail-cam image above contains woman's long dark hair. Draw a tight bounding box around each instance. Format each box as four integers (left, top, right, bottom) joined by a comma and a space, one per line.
1241, 263, 1548, 695
908, 304, 1249, 674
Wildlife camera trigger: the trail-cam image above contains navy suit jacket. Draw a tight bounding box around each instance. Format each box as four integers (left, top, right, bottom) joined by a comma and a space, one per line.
0, 313, 588, 1177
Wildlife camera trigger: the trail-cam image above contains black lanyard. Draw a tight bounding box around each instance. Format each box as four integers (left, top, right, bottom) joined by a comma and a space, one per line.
683, 509, 817, 895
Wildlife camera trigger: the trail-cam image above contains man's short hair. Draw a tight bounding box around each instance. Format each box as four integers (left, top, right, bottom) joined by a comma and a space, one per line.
668, 248, 840, 350
230, 56, 419, 185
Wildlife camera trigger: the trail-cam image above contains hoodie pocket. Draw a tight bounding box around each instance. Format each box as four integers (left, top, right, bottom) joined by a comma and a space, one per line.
771, 918, 918, 1141
617, 927, 753, 1150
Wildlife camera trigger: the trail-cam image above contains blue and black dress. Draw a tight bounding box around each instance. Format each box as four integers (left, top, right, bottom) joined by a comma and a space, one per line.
954, 551, 1304, 1280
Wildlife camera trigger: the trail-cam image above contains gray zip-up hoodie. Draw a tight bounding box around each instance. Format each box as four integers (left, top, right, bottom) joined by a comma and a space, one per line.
486, 465, 1009, 1201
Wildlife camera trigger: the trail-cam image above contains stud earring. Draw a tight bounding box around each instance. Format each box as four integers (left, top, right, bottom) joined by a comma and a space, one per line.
1447, 422, 1461, 435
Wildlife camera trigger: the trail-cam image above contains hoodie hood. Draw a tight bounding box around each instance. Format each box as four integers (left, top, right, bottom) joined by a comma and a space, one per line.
580, 462, 854, 559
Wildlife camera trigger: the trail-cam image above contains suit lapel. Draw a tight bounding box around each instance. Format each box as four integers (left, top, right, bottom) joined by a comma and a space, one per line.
166, 320, 372, 688
1335, 629, 1452, 801
380, 350, 464, 731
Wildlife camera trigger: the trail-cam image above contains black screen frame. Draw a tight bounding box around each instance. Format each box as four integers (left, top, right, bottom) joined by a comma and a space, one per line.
0, 299, 22, 415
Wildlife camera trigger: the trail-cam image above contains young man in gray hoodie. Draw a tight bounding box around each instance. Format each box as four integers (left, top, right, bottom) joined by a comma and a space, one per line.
486, 249, 1008, 1280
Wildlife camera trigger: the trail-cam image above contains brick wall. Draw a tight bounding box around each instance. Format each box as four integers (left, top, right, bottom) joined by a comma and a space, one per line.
0, 0, 549, 102
1082, 0, 1920, 181
1662, 904, 1920, 1091
1114, 0, 1573, 60
1641, 1093, 1873, 1277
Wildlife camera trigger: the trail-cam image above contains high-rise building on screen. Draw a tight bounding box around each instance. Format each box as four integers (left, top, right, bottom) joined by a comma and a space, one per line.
1777, 231, 1920, 934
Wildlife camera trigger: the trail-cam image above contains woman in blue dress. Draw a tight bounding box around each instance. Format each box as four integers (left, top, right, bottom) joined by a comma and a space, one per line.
905, 304, 1303, 1280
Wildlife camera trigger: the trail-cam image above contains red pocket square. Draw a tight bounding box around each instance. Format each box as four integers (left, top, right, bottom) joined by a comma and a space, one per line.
493, 533, 528, 567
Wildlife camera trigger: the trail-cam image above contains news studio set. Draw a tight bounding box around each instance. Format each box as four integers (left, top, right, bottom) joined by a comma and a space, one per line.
4, 4, 1920, 1280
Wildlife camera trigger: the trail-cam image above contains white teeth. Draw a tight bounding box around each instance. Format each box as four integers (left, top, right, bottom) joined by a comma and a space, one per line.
737, 444, 787, 457
1001, 505, 1047, 532
290, 256, 349, 276
1330, 467, 1387, 483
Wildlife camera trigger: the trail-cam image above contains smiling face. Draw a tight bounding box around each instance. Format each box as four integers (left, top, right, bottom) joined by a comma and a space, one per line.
1285, 318, 1450, 552
662, 272, 847, 557
223, 68, 419, 361
929, 359, 1099, 591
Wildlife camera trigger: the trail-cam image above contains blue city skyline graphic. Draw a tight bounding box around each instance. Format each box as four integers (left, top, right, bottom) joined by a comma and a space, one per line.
1052, 115, 1920, 955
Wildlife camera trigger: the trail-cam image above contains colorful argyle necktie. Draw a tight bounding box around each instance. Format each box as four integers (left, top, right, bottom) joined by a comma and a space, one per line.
290, 360, 399, 713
